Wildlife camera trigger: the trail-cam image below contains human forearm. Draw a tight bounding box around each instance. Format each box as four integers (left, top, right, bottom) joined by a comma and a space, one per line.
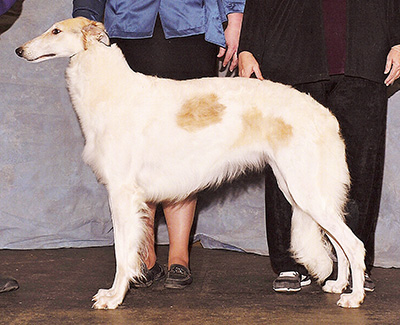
218, 12, 244, 70
72, 0, 106, 21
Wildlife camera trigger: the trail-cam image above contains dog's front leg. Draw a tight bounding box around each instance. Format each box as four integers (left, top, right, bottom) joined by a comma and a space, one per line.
92, 186, 149, 310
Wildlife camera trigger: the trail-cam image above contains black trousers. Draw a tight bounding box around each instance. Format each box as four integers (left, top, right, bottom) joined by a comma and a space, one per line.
266, 75, 388, 275
111, 16, 218, 80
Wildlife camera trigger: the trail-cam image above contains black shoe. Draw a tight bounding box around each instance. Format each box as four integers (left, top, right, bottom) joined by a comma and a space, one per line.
164, 264, 193, 289
272, 271, 311, 292
0, 276, 19, 293
364, 273, 375, 292
132, 262, 165, 288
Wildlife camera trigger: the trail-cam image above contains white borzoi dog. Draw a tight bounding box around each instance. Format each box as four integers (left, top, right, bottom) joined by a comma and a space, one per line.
16, 17, 366, 309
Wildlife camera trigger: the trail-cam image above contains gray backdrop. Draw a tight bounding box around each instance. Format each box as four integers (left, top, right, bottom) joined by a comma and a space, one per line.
1, 1, 399, 268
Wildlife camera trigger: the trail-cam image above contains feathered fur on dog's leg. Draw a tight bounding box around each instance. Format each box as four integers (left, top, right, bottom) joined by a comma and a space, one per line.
92, 186, 149, 310
311, 217, 365, 307
322, 234, 349, 293
290, 208, 333, 282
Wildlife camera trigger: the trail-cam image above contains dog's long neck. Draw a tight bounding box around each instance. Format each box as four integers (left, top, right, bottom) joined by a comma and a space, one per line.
67, 43, 137, 87
65, 43, 151, 124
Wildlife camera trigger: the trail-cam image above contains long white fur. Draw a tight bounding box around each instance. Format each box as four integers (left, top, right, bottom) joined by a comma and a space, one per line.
16, 17, 366, 309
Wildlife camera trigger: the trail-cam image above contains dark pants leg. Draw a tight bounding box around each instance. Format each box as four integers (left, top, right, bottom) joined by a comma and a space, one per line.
325, 76, 387, 273
266, 75, 387, 275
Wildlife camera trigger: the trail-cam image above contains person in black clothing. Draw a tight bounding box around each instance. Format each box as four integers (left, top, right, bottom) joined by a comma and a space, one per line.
238, 0, 400, 292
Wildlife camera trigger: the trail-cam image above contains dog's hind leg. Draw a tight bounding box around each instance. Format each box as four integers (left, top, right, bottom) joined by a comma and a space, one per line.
322, 233, 349, 293
278, 169, 365, 307
288, 182, 365, 307
312, 215, 365, 307
269, 131, 365, 307
268, 161, 333, 281
92, 186, 149, 310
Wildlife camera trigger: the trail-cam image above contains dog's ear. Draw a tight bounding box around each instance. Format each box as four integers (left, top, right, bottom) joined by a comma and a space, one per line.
82, 22, 110, 49
92, 21, 110, 46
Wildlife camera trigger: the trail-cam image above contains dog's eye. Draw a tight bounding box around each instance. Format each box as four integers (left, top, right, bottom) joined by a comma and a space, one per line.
52, 28, 62, 35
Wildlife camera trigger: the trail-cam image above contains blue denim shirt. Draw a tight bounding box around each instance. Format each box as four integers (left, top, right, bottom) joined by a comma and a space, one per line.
72, 0, 245, 47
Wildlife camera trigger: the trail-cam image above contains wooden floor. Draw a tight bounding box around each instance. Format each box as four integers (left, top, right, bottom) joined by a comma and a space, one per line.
1, 245, 399, 324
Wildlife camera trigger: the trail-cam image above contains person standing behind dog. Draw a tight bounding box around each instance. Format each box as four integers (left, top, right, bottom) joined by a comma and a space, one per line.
238, 0, 400, 292
72, 0, 244, 289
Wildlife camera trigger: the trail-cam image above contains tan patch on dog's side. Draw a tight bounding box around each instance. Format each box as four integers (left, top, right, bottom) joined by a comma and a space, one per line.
234, 107, 293, 149
177, 94, 226, 132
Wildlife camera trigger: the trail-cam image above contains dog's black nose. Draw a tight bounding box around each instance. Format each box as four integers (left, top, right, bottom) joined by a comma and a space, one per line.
15, 47, 24, 57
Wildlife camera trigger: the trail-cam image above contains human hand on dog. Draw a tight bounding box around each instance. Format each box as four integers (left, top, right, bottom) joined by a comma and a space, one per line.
218, 13, 243, 72
238, 51, 264, 80
384, 44, 400, 86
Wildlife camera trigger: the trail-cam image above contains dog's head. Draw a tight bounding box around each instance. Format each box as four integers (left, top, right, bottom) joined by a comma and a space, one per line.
15, 17, 110, 62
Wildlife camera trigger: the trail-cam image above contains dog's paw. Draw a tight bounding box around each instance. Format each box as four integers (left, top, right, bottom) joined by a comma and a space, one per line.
92, 288, 124, 310
322, 280, 347, 294
336, 292, 365, 308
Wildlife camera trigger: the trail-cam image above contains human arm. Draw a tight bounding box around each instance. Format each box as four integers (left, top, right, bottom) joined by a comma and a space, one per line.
218, 12, 243, 71
72, 0, 106, 21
